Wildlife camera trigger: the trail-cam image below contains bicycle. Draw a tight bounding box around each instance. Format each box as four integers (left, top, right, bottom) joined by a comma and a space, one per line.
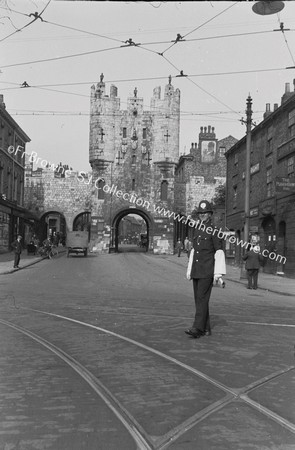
48, 245, 58, 259
37, 244, 58, 259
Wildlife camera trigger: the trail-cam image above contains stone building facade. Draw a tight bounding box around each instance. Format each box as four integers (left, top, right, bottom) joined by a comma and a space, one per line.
0, 94, 33, 252
24, 162, 92, 243
175, 126, 237, 243
226, 81, 295, 277
88, 75, 180, 254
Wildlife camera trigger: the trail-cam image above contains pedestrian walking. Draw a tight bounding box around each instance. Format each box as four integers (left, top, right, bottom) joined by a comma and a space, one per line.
185, 238, 193, 258
184, 237, 189, 252
185, 200, 226, 339
242, 244, 264, 290
176, 239, 182, 257
11, 235, 22, 269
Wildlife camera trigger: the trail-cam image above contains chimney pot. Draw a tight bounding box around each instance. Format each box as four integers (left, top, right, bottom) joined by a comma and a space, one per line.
274, 103, 278, 110
266, 103, 270, 112
285, 82, 290, 93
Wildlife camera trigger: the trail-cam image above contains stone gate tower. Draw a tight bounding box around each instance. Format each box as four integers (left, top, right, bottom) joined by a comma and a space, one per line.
89, 74, 180, 254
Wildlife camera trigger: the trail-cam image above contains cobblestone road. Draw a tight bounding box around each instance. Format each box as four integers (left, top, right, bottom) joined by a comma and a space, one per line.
0, 251, 294, 449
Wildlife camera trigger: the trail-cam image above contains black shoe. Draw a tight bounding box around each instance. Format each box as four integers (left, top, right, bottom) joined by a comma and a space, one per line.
204, 329, 212, 336
185, 328, 204, 339
185, 328, 197, 336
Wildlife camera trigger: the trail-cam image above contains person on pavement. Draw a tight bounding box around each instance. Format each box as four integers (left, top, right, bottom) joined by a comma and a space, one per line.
242, 244, 264, 290
176, 239, 182, 257
42, 237, 52, 255
11, 235, 22, 269
185, 200, 226, 339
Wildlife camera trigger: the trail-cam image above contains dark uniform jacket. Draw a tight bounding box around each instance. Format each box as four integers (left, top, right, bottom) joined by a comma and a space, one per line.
190, 221, 223, 279
243, 249, 263, 270
11, 240, 22, 254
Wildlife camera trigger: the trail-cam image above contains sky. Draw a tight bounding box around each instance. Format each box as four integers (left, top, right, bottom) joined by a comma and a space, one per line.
1, 0, 295, 172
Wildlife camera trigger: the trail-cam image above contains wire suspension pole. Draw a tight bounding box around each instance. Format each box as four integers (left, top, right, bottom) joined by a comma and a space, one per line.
240, 95, 253, 279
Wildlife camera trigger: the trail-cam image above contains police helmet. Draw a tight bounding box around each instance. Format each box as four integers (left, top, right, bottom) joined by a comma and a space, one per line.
196, 200, 213, 214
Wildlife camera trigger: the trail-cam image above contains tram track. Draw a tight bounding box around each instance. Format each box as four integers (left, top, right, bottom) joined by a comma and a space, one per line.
1, 307, 295, 449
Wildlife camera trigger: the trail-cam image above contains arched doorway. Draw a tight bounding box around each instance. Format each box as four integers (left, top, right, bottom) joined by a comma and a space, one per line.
112, 209, 151, 253
73, 212, 91, 242
261, 216, 276, 273
39, 211, 67, 245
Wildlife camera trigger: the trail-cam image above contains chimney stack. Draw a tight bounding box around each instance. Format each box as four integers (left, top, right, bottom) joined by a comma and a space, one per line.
263, 103, 272, 119
0, 94, 5, 108
281, 81, 294, 104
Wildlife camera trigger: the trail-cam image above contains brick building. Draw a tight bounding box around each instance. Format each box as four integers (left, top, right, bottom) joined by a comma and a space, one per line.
88, 75, 180, 254
0, 95, 33, 252
174, 126, 237, 243
226, 81, 295, 277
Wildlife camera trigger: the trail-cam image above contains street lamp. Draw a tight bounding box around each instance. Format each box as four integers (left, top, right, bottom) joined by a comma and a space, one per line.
252, 1, 284, 15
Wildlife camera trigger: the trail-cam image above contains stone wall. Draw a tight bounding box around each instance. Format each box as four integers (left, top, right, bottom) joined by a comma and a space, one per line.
24, 168, 92, 231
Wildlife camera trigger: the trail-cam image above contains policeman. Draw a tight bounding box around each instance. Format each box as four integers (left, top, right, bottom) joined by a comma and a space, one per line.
185, 200, 226, 339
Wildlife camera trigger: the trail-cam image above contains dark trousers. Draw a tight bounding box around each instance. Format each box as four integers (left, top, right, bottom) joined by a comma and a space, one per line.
14, 253, 20, 267
192, 277, 213, 332
247, 269, 259, 289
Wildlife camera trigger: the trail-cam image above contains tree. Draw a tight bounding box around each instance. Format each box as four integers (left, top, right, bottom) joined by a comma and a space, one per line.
211, 184, 226, 208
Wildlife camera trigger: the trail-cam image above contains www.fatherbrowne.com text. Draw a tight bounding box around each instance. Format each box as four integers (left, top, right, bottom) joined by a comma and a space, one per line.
77, 172, 286, 265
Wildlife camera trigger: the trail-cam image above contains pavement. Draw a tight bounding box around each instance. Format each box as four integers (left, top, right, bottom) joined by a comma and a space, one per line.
0, 248, 294, 297
161, 252, 295, 298
0, 246, 67, 275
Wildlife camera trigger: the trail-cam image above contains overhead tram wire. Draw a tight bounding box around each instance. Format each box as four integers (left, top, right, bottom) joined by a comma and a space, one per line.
0, 4, 125, 45
0, 66, 289, 92
160, 1, 239, 56
0, 45, 123, 69
0, 0, 51, 44
8, 109, 249, 120
41, 19, 126, 45
1, 3, 290, 45
153, 51, 243, 118
275, 20, 295, 66
139, 29, 294, 47
186, 76, 241, 118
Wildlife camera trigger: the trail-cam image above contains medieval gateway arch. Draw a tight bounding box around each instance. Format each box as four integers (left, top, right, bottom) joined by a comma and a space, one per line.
88, 75, 180, 254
